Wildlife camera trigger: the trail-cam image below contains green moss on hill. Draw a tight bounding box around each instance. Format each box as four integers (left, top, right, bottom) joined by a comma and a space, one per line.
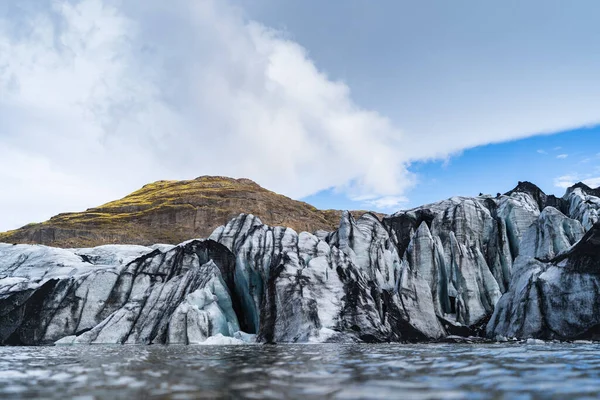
0, 176, 382, 248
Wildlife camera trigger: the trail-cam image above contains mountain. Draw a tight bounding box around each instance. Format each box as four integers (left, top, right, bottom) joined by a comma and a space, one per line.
0, 176, 381, 248
2, 181, 599, 345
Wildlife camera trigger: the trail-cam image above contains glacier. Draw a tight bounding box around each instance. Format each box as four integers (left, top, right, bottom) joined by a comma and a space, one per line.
1, 181, 600, 345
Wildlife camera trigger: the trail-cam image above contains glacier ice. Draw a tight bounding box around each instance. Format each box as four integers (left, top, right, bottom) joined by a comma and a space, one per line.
2, 181, 600, 344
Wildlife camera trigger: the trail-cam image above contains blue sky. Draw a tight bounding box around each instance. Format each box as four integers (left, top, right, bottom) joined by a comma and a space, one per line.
303, 126, 600, 211
1, 0, 599, 231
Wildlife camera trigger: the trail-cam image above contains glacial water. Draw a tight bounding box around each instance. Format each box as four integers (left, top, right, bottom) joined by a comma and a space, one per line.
1, 343, 600, 399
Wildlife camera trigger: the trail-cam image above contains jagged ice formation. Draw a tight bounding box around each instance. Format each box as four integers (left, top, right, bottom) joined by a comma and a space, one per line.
1, 181, 600, 344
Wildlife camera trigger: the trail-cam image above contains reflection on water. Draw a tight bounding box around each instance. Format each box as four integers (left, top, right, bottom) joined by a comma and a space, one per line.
1, 343, 600, 399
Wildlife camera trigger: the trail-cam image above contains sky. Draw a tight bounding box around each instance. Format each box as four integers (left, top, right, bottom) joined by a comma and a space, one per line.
0, 0, 599, 231
305, 126, 600, 211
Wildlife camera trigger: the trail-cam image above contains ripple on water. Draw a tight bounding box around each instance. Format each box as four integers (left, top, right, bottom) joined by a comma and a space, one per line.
1, 344, 600, 399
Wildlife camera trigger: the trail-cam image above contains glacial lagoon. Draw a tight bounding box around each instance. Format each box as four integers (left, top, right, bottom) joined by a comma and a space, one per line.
1, 343, 600, 399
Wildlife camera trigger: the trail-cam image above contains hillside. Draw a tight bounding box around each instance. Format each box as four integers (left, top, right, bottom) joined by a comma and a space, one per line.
0, 176, 381, 247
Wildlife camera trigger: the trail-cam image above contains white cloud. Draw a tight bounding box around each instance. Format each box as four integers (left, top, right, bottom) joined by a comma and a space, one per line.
585, 177, 600, 188
556, 154, 569, 159
554, 174, 600, 189
0, 0, 415, 230
0, 0, 599, 231
537, 149, 547, 154
363, 196, 409, 210
554, 175, 578, 189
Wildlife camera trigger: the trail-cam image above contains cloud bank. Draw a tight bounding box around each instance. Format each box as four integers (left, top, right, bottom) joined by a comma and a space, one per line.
0, 0, 598, 231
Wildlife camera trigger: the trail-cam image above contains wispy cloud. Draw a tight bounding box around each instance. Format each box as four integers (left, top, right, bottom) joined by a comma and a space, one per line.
362, 196, 409, 210
556, 154, 569, 159
554, 173, 600, 189
537, 149, 547, 154
586, 177, 600, 188
554, 175, 578, 189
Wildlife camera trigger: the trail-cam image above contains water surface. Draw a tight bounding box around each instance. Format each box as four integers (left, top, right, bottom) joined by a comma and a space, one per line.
1, 343, 599, 399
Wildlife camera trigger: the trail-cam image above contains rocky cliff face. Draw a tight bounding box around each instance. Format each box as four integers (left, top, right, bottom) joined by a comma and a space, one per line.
1, 181, 599, 345
0, 176, 380, 248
